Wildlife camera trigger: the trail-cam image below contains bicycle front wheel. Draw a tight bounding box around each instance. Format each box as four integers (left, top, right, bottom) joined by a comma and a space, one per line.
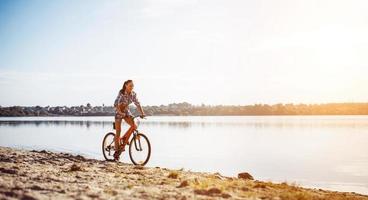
129, 133, 151, 166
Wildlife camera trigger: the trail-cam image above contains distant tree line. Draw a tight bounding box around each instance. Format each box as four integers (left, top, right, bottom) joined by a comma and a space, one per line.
0, 102, 368, 117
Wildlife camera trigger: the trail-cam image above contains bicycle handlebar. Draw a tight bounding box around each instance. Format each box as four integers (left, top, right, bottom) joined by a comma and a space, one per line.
132, 115, 146, 119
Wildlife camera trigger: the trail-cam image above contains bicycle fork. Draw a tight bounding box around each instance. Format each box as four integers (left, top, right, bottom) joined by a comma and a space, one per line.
133, 131, 143, 151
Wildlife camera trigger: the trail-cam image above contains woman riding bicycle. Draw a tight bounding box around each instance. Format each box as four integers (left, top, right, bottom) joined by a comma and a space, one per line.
113, 79, 145, 161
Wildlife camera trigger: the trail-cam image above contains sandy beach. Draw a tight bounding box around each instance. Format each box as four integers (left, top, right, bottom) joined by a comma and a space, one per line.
0, 147, 367, 200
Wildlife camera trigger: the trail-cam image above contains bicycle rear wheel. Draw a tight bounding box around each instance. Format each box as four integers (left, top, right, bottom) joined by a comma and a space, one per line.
129, 133, 151, 166
102, 132, 116, 161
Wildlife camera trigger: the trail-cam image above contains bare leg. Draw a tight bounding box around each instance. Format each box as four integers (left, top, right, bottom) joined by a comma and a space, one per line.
122, 116, 137, 149
114, 118, 122, 152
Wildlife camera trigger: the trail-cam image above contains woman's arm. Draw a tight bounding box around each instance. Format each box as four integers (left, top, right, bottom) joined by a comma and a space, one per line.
132, 92, 145, 116
137, 104, 145, 116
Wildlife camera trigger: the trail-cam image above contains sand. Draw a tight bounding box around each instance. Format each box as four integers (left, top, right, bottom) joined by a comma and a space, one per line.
0, 147, 367, 200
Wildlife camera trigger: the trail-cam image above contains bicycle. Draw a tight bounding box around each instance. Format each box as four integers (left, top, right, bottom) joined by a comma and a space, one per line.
102, 115, 151, 165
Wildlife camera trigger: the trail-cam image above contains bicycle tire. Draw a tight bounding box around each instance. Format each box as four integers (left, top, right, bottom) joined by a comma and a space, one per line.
129, 133, 151, 166
102, 132, 116, 161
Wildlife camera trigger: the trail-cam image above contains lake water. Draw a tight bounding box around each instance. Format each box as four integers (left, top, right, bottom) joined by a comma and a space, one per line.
0, 116, 368, 195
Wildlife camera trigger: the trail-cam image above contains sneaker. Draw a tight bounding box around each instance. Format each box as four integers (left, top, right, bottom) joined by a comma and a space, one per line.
113, 149, 122, 161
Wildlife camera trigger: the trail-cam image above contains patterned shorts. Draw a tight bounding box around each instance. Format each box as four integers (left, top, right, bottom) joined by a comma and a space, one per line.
114, 111, 133, 120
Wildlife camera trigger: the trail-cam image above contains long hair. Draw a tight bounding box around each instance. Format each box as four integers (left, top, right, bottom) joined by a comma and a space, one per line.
120, 80, 133, 95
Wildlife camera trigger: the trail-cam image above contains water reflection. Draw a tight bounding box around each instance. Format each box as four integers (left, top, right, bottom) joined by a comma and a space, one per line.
0, 120, 113, 129
1, 116, 368, 129
0, 120, 195, 129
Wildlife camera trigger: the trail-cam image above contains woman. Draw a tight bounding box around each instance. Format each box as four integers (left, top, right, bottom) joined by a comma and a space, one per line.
113, 80, 145, 161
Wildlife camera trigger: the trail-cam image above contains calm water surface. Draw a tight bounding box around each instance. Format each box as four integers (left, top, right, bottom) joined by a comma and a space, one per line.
0, 116, 368, 194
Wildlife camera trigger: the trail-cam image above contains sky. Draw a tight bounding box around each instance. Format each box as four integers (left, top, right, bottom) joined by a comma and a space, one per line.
0, 0, 367, 107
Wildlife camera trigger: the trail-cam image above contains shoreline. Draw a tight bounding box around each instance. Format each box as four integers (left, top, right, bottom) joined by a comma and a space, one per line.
1, 147, 367, 199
